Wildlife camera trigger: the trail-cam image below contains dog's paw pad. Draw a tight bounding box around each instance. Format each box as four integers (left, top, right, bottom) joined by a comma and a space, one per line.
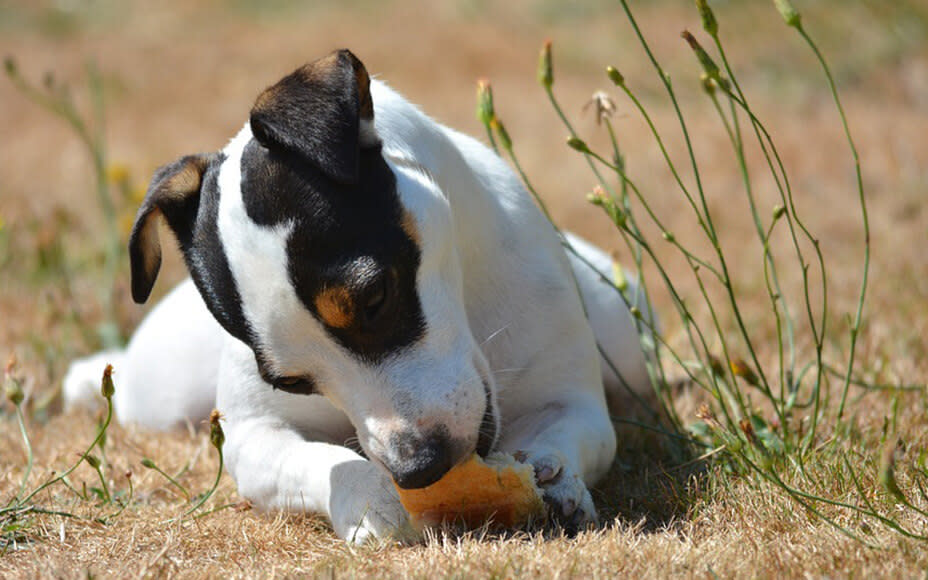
526, 453, 564, 484
534, 463, 562, 484
521, 451, 598, 534
560, 497, 577, 518
330, 462, 417, 544
338, 504, 417, 545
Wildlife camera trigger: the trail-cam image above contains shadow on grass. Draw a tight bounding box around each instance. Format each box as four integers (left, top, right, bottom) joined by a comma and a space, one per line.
592, 381, 705, 534
593, 420, 702, 533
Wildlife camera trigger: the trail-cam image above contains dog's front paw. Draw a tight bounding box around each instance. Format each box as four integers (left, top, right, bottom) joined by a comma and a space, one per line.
520, 450, 598, 535
329, 460, 417, 544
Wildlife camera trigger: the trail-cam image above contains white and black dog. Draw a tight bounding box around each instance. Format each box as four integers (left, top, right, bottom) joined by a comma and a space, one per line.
64, 50, 653, 542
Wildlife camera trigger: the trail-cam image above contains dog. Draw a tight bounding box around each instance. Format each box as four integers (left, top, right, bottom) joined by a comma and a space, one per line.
64, 49, 654, 543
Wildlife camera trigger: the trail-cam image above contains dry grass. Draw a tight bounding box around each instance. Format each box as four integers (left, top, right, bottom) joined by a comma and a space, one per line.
2, 409, 928, 578
1, 0, 927, 577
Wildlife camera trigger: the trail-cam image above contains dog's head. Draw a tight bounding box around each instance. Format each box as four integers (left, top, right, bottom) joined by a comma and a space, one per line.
129, 50, 498, 489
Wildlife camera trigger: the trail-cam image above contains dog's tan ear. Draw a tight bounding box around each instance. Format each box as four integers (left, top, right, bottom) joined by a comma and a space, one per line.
249, 49, 374, 185
128, 154, 212, 304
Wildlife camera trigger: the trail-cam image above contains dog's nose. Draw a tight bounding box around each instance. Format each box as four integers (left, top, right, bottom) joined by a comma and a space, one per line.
389, 432, 453, 490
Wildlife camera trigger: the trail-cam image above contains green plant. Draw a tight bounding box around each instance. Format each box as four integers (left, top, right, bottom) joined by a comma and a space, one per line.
1, 361, 229, 550
477, 0, 925, 547
3, 56, 126, 350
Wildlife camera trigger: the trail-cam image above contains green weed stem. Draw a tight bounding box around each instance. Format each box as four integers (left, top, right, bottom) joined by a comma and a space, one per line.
793, 24, 871, 424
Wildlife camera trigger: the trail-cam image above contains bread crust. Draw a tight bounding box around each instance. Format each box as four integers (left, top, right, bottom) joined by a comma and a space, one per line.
394, 453, 544, 528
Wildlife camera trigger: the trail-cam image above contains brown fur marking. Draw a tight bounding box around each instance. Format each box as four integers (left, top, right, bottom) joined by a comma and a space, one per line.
314, 285, 355, 329
401, 210, 421, 247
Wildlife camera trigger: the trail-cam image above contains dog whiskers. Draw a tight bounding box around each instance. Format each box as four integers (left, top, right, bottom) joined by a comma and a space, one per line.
490, 367, 528, 376
479, 324, 512, 348
343, 435, 362, 454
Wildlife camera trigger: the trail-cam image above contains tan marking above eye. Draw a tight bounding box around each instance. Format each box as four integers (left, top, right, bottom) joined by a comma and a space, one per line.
314, 286, 355, 329
401, 210, 421, 246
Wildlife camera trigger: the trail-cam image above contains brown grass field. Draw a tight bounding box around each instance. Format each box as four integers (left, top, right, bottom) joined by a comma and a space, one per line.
1, 0, 927, 577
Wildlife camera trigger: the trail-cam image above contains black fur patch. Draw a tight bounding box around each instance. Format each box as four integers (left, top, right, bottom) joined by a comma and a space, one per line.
239, 137, 426, 364
250, 50, 371, 185
129, 152, 258, 355
177, 155, 257, 350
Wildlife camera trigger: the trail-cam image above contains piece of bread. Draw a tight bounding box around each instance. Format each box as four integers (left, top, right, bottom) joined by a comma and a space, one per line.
394, 452, 544, 529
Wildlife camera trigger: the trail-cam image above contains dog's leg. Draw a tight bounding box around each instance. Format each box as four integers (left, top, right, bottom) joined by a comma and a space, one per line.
498, 391, 616, 533
64, 279, 224, 430
223, 417, 414, 544
217, 338, 413, 544
564, 233, 658, 411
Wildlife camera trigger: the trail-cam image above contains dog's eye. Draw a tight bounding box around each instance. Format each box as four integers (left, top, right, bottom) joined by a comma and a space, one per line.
360, 272, 391, 326
273, 376, 317, 395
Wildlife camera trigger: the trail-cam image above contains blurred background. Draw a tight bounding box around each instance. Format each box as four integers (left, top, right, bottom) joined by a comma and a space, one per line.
1, 0, 926, 395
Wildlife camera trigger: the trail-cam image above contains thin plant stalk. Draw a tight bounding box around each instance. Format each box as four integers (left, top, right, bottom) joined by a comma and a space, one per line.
706, 85, 795, 411
6, 372, 114, 511
792, 24, 870, 424
141, 458, 191, 500
10, 405, 34, 506
176, 410, 225, 520
488, 114, 666, 425
105, 472, 134, 521
706, 35, 829, 451
4, 59, 124, 349
178, 446, 222, 519
617, 1, 786, 433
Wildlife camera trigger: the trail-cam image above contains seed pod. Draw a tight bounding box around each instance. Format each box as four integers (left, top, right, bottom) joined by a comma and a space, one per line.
606, 66, 625, 87
773, 0, 801, 28
708, 355, 726, 377
476, 79, 495, 127
611, 258, 629, 293
209, 409, 225, 450
537, 40, 553, 89
700, 73, 717, 96
583, 91, 617, 126
566, 136, 590, 153
739, 418, 756, 440
101, 364, 115, 399
695, 0, 718, 37
4, 375, 23, 406
773, 205, 786, 221
682, 30, 722, 84
84, 454, 101, 469
140, 458, 156, 469
730, 358, 760, 387
493, 119, 512, 152
662, 231, 675, 243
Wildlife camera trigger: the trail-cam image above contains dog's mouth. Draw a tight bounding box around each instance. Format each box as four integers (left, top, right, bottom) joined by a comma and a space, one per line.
475, 379, 498, 458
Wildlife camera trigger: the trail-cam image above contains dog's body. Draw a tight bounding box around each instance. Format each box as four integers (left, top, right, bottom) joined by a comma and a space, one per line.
65, 51, 653, 542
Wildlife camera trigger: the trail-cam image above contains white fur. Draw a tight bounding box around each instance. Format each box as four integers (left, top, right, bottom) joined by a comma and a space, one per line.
64, 79, 654, 542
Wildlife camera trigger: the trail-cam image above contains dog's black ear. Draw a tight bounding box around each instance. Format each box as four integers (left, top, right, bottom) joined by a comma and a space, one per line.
128, 154, 212, 304
249, 49, 374, 185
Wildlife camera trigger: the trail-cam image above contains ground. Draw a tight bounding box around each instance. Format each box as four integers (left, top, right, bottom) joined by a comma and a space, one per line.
1, 0, 927, 577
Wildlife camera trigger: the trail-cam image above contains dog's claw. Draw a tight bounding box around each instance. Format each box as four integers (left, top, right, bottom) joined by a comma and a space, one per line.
523, 450, 598, 534
562, 497, 577, 517
534, 464, 560, 484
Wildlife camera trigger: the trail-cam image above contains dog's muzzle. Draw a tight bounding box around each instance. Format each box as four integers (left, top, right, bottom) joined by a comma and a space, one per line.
388, 429, 454, 489
387, 381, 497, 489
